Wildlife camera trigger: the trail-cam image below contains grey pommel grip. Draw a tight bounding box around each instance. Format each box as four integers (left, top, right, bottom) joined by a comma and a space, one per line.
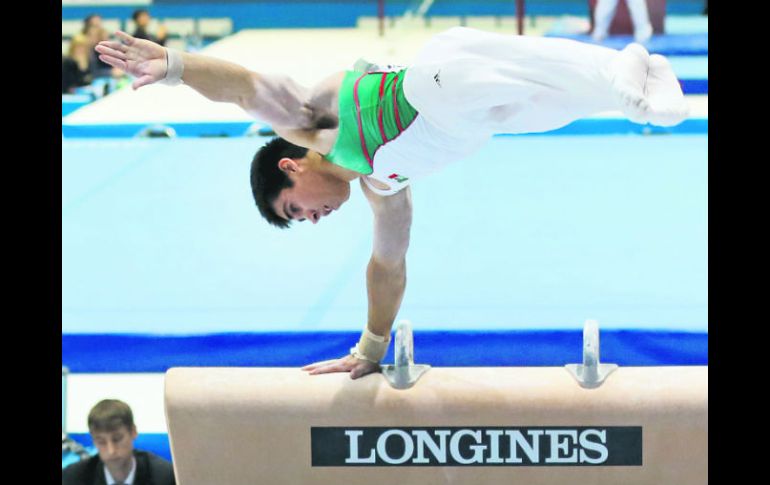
565, 319, 619, 389
381, 319, 431, 389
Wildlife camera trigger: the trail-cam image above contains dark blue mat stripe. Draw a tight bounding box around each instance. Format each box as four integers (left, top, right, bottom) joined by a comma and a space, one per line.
681, 78, 707, 94
62, 330, 707, 373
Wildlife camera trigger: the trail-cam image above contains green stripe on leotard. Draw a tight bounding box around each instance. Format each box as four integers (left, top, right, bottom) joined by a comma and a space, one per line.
326, 69, 418, 174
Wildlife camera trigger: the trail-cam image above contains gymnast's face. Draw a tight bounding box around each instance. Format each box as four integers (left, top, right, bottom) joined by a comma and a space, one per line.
91, 424, 137, 467
273, 152, 350, 224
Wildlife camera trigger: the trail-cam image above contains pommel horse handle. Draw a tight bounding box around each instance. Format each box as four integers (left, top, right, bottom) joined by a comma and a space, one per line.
381, 320, 431, 390
565, 319, 619, 389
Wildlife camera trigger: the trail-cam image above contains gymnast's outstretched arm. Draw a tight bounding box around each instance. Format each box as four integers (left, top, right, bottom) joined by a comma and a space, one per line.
95, 31, 315, 129
303, 180, 413, 379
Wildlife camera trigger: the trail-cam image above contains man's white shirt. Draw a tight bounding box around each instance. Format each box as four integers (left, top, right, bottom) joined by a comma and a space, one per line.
104, 456, 137, 485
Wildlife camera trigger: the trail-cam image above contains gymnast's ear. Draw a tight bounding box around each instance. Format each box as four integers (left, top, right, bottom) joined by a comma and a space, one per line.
277, 157, 301, 174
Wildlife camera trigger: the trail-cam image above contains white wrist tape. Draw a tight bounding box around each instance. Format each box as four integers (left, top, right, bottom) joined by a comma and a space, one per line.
161, 48, 184, 86
350, 328, 391, 363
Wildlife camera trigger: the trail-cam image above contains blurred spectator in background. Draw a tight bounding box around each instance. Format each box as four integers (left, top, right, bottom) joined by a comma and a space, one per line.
62, 399, 176, 485
82, 14, 113, 78
132, 9, 167, 46
62, 34, 93, 93
592, 0, 653, 44
82, 14, 104, 36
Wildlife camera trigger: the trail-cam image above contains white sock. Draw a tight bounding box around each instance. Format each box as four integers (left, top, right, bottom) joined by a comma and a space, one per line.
644, 54, 690, 127
608, 43, 651, 124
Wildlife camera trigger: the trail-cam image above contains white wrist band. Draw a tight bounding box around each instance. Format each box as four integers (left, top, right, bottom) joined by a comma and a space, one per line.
161, 48, 184, 86
350, 328, 391, 363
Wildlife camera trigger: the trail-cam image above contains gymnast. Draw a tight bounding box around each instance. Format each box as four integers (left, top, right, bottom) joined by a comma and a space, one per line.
95, 27, 688, 379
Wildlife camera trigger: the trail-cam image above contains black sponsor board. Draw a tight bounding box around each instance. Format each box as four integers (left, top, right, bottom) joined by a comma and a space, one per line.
311, 426, 642, 466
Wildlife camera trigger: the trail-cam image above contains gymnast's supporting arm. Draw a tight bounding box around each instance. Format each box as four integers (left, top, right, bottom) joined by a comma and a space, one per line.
363, 180, 412, 339
303, 180, 413, 379
94, 31, 315, 130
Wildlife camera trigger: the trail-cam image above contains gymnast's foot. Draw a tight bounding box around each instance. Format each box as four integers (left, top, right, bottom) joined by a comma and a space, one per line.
608, 43, 689, 127
608, 42, 651, 124
644, 53, 690, 127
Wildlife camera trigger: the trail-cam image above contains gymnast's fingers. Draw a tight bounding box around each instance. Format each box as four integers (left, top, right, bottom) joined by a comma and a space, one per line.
301, 359, 340, 371
307, 362, 350, 375
349, 361, 379, 379
97, 40, 127, 53
132, 74, 156, 90
95, 44, 127, 60
307, 356, 360, 374
114, 30, 136, 46
98, 54, 127, 71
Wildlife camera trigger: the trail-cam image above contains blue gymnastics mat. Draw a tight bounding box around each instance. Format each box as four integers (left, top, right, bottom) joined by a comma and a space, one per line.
62, 330, 707, 373
62, 136, 707, 335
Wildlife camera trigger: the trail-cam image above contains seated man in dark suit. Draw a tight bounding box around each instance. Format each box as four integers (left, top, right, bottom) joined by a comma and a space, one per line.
62, 399, 176, 485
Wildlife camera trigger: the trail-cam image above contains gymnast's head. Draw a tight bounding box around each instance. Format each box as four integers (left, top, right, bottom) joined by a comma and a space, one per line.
250, 137, 351, 228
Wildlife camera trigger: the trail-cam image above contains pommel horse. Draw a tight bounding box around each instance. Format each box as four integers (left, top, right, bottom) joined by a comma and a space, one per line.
164, 320, 707, 484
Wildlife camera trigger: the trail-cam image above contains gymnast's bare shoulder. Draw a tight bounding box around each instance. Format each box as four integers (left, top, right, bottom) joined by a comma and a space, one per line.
272, 70, 346, 154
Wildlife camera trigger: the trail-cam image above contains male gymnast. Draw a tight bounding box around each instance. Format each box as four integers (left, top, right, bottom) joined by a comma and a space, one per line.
95, 27, 688, 379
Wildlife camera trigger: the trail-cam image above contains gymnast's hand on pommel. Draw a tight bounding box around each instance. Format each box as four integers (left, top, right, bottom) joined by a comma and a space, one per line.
95, 31, 167, 90
302, 355, 380, 380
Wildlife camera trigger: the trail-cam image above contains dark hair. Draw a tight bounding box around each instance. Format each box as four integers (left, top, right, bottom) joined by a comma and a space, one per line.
88, 399, 135, 432
250, 137, 308, 229
82, 14, 100, 31
132, 9, 149, 22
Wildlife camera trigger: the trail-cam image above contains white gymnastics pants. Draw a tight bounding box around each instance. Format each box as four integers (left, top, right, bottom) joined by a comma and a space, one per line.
403, 26, 669, 138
